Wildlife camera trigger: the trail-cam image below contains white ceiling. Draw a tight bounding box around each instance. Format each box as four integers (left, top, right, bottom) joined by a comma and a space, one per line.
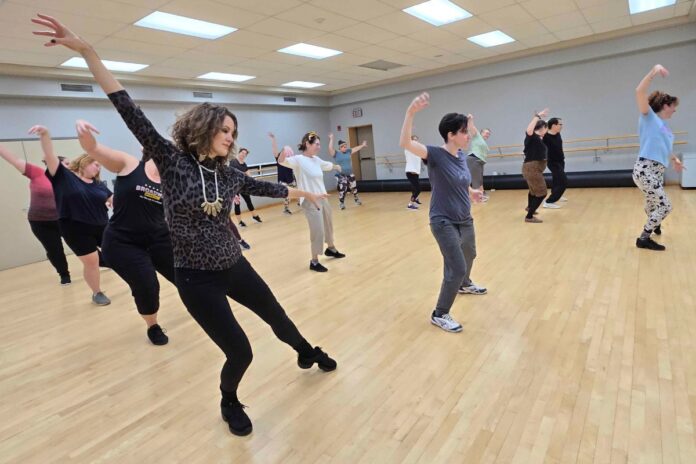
0, 0, 694, 94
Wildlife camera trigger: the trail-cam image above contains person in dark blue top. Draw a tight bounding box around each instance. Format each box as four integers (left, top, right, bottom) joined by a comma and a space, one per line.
268, 132, 297, 215
30, 124, 113, 306
399, 92, 485, 334
328, 133, 367, 209
76, 119, 174, 346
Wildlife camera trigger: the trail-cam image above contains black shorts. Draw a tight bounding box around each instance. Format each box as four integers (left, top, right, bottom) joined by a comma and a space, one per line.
58, 219, 106, 256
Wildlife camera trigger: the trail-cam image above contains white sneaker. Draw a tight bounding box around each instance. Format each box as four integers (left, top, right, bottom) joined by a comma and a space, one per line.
430, 312, 463, 333
543, 201, 561, 209
560, 196, 568, 202
458, 283, 487, 295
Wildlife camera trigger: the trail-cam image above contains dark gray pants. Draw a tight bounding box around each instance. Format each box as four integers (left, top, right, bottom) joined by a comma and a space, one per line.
430, 218, 476, 315
466, 155, 485, 190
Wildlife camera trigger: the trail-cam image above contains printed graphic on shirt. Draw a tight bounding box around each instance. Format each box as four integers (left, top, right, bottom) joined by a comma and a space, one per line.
136, 183, 163, 205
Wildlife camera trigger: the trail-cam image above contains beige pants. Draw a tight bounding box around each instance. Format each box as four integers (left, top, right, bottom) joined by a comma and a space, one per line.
302, 198, 334, 258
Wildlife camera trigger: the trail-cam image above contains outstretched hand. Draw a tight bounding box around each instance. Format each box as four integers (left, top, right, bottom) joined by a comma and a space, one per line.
470, 188, 484, 203
75, 120, 100, 152
28, 125, 50, 137
307, 192, 329, 209
653, 64, 669, 78
268, 131, 275, 139
537, 108, 550, 119
31, 14, 90, 53
408, 92, 430, 115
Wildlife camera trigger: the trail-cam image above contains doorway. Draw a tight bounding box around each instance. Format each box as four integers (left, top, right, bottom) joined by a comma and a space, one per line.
348, 125, 376, 181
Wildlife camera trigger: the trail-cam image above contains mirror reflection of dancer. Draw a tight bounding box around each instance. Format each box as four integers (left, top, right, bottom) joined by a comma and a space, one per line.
400, 93, 486, 334
633, 64, 683, 251
328, 133, 366, 210
0, 143, 71, 285
33, 14, 337, 436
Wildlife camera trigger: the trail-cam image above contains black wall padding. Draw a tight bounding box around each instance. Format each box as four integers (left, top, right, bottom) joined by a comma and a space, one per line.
357, 170, 635, 192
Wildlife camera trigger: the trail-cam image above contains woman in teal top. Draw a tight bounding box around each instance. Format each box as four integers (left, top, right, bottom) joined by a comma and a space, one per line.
328, 133, 367, 210
632, 64, 683, 251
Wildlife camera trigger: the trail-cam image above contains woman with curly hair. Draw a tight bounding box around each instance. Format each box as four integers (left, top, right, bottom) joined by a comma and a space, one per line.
32, 14, 337, 437
633, 64, 683, 251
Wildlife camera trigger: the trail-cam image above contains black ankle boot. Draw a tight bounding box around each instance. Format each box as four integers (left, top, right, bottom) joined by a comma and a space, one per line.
297, 346, 337, 372
221, 398, 252, 436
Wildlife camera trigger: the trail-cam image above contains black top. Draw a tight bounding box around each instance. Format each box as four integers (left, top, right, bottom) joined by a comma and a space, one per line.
523, 133, 548, 162
275, 153, 295, 183
230, 159, 249, 173
46, 163, 112, 225
109, 161, 168, 234
107, 90, 288, 270
543, 132, 564, 162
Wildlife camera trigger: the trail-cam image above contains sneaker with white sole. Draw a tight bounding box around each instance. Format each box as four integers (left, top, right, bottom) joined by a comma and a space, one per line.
560, 196, 568, 202
92, 292, 111, 306
543, 201, 561, 209
430, 311, 463, 333
458, 283, 487, 295
407, 203, 419, 210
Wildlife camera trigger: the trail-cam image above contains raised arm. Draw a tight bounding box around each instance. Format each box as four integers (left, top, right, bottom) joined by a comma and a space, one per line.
27, 125, 59, 175
636, 64, 669, 115
328, 133, 336, 158
351, 141, 367, 153
0, 144, 26, 174
399, 93, 429, 159
467, 113, 479, 136
76, 120, 137, 175
268, 132, 279, 158
526, 108, 549, 136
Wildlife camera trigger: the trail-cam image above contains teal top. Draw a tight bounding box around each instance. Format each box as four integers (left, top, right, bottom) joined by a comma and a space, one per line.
638, 107, 674, 166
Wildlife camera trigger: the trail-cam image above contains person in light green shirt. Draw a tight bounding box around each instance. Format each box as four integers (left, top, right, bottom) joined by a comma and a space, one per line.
465, 114, 491, 198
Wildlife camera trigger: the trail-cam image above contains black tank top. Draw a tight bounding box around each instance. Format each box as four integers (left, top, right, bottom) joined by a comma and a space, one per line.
110, 161, 167, 233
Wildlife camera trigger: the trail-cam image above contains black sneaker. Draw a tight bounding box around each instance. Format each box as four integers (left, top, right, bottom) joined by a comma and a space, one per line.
238, 220, 247, 228
636, 237, 666, 251
654, 225, 662, 235
239, 239, 251, 250
310, 261, 328, 272
414, 198, 422, 205
297, 346, 337, 371
221, 399, 252, 436
147, 324, 169, 345
325, 248, 346, 258
252, 215, 262, 223
60, 274, 71, 286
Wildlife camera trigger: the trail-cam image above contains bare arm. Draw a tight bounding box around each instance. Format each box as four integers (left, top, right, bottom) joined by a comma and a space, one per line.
526, 108, 549, 136
268, 132, 279, 158
399, 93, 429, 159
328, 133, 336, 157
636, 64, 669, 115
351, 141, 367, 153
76, 120, 137, 174
27, 125, 59, 175
0, 144, 26, 174
467, 114, 479, 136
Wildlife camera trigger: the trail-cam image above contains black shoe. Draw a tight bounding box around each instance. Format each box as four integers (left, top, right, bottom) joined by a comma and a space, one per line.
414, 198, 422, 205
60, 274, 71, 286
252, 215, 262, 223
636, 237, 666, 251
654, 225, 662, 235
298, 346, 337, 371
238, 220, 247, 228
309, 261, 328, 272
324, 248, 346, 258
221, 399, 253, 436
146, 324, 169, 345
239, 239, 251, 250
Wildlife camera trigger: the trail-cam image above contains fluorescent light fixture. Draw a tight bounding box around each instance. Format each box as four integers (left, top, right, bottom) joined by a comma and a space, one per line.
403, 0, 472, 26
467, 30, 515, 47
277, 43, 342, 59
197, 72, 255, 82
135, 11, 236, 39
282, 81, 325, 88
628, 0, 676, 14
61, 57, 148, 72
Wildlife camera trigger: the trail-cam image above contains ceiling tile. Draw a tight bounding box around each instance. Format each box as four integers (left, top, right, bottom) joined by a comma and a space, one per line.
365, 11, 433, 34
378, 36, 433, 53
275, 4, 359, 31
441, 17, 497, 38
307, 0, 397, 21
553, 24, 594, 41
479, 5, 536, 28
589, 15, 632, 33
158, 0, 265, 28
111, 26, 207, 48
582, 0, 629, 22
17, 0, 151, 23
452, 0, 518, 15
502, 21, 550, 39
540, 11, 589, 31
333, 23, 400, 44
675, 1, 693, 16
308, 34, 372, 52
519, 0, 579, 19
406, 29, 464, 48
630, 5, 676, 25
520, 33, 558, 47
93, 37, 189, 58
2, 1, 127, 36
210, 0, 304, 16
248, 17, 327, 41
110, 0, 172, 7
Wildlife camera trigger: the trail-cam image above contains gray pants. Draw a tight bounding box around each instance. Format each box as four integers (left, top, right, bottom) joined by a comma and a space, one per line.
430, 218, 476, 315
302, 198, 334, 258
466, 155, 485, 190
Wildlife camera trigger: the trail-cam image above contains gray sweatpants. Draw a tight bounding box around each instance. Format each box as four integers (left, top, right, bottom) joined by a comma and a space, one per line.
302, 198, 334, 258
430, 218, 476, 315
466, 155, 485, 190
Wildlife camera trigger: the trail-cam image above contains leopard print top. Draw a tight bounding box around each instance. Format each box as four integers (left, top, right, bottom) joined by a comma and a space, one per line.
108, 90, 288, 270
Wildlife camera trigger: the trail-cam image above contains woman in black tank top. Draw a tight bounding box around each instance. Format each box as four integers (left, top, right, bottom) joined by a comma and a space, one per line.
76, 119, 174, 346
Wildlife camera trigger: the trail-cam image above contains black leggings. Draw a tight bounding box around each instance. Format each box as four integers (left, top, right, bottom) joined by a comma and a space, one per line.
526, 193, 545, 218
406, 172, 420, 201
175, 257, 313, 399
546, 161, 567, 203
102, 226, 175, 315
234, 194, 255, 216
28, 220, 69, 277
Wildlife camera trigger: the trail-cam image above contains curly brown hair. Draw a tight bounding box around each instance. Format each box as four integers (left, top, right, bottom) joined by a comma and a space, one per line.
69, 154, 101, 182
171, 103, 238, 166
648, 91, 679, 113
298, 131, 320, 151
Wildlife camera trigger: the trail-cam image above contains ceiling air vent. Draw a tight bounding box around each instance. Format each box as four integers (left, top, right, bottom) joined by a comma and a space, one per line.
283, 96, 297, 102
193, 91, 213, 99
60, 83, 93, 92
358, 60, 404, 71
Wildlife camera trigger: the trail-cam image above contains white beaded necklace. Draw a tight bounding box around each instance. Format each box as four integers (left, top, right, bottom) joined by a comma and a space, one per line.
193, 155, 223, 217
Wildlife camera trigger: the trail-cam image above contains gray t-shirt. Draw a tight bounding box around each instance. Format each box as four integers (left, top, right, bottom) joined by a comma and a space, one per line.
427, 145, 471, 223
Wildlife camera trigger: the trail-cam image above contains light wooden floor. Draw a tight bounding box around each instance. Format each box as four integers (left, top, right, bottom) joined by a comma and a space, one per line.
2, 187, 696, 463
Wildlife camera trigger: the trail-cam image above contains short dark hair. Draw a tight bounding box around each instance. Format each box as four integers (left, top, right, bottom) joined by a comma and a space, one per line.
338, 140, 346, 146
648, 91, 679, 113
534, 119, 548, 132
438, 113, 468, 142
239, 148, 249, 154
547, 118, 561, 130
